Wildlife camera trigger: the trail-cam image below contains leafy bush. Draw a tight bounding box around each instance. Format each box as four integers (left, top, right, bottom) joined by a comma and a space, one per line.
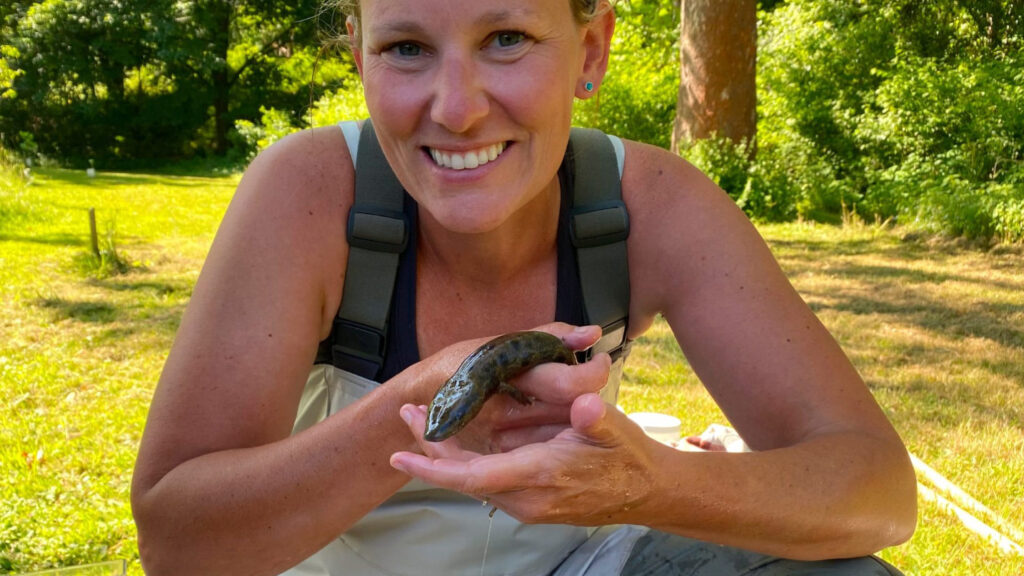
757, 0, 1024, 241
573, 0, 679, 149
232, 107, 303, 163
678, 135, 752, 202
310, 80, 370, 126
0, 144, 34, 231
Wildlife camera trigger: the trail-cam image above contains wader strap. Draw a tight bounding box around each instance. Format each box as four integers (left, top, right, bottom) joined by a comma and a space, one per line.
568, 128, 631, 361
328, 120, 408, 379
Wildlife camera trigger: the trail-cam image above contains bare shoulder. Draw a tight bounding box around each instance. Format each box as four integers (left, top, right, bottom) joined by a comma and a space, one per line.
237, 125, 354, 230
224, 125, 355, 333
619, 139, 774, 330
134, 125, 358, 485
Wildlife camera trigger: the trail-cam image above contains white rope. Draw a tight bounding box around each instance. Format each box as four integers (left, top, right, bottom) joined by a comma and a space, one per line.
912, 453, 1024, 555
917, 482, 1024, 555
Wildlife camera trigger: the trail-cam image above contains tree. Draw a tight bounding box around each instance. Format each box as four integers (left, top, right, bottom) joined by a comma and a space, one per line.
0, 0, 335, 164
156, 0, 325, 154
671, 0, 758, 154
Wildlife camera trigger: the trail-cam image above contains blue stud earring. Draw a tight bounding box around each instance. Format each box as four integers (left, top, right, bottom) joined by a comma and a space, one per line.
584, 81, 594, 92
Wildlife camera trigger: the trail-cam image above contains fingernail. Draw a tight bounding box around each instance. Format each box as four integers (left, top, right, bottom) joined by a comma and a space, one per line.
400, 406, 413, 424
390, 455, 408, 474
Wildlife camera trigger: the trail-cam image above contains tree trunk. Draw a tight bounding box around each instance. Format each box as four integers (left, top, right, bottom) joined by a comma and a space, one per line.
671, 0, 757, 154
210, 0, 232, 155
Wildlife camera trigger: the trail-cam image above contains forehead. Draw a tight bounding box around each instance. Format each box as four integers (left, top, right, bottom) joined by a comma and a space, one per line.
360, 0, 570, 30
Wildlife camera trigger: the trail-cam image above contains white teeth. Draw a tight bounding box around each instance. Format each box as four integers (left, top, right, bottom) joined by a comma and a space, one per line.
429, 142, 507, 170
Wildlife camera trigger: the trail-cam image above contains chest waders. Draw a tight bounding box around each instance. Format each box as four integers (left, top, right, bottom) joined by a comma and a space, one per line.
284, 120, 633, 576
315, 119, 631, 383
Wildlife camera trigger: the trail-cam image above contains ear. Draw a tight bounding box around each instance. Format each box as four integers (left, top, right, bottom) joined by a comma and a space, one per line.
575, 4, 615, 99
347, 16, 364, 77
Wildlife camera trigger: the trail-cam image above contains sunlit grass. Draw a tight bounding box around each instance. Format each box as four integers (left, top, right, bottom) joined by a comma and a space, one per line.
627, 221, 1024, 575
2, 170, 1022, 574
1, 168, 237, 574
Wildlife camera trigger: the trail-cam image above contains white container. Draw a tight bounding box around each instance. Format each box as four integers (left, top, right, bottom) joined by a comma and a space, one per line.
627, 412, 681, 444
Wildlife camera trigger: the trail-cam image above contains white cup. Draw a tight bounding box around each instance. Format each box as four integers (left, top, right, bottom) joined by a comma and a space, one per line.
627, 412, 681, 444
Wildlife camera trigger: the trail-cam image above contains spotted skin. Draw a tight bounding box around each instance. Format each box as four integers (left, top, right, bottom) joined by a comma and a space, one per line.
424, 331, 578, 442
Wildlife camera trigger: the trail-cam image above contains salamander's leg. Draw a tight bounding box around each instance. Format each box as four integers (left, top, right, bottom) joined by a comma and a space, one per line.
498, 383, 532, 405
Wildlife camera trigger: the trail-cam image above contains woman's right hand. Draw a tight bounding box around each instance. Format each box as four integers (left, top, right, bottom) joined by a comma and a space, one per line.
410, 323, 611, 456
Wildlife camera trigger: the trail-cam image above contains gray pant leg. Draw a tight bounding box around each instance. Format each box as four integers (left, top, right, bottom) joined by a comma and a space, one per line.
621, 531, 903, 576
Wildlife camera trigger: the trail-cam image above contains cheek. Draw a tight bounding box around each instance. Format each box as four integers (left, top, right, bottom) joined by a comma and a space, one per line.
488, 61, 577, 122
362, 66, 428, 130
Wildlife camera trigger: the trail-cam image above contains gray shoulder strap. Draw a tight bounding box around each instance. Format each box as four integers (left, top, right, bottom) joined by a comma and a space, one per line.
328, 119, 408, 379
568, 128, 631, 359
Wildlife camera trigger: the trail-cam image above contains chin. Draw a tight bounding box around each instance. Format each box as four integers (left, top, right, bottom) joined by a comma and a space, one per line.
434, 211, 508, 235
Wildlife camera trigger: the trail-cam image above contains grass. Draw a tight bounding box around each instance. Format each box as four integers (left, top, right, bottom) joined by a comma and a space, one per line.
1, 166, 1023, 575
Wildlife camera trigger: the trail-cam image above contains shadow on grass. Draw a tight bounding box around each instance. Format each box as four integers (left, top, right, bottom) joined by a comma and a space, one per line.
36, 168, 231, 188
0, 232, 86, 247
36, 297, 119, 323
33, 277, 189, 342
94, 278, 191, 298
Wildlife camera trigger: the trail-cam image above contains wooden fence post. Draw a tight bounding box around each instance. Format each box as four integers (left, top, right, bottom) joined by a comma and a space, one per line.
89, 208, 100, 258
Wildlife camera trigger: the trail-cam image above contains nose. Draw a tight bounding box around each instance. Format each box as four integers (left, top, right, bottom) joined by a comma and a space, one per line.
430, 52, 490, 133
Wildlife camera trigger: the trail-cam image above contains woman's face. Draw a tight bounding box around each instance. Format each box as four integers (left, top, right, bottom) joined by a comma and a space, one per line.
354, 0, 592, 235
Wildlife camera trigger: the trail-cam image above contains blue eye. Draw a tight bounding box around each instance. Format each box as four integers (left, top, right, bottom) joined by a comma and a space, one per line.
494, 32, 525, 48
388, 42, 422, 57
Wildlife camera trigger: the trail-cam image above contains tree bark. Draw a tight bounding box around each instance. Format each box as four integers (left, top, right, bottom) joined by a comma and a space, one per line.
672, 0, 757, 154
210, 0, 232, 155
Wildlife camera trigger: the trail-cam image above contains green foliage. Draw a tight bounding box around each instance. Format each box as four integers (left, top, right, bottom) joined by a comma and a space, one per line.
310, 80, 369, 127
73, 221, 135, 279
232, 107, 302, 163
573, 0, 679, 149
0, 0, 332, 166
678, 135, 752, 202
757, 0, 1024, 241
0, 45, 21, 99
0, 145, 35, 231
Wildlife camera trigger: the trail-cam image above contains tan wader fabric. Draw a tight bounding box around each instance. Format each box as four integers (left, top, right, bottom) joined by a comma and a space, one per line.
281, 358, 633, 576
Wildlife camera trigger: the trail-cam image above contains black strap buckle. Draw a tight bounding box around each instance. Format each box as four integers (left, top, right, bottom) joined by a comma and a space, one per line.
578, 318, 628, 363
330, 318, 387, 379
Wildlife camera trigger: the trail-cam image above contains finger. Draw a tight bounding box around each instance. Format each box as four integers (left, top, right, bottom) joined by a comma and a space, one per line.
530, 322, 602, 352
569, 393, 622, 448
513, 352, 611, 403
390, 446, 541, 496
399, 404, 481, 461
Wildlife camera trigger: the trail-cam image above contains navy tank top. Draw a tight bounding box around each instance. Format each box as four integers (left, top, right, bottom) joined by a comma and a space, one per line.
379, 155, 585, 380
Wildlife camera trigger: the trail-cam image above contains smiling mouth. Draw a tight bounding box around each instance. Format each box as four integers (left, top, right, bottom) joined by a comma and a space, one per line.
427, 142, 508, 171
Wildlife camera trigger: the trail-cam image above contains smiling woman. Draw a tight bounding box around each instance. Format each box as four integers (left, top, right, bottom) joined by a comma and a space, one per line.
130, 1, 916, 575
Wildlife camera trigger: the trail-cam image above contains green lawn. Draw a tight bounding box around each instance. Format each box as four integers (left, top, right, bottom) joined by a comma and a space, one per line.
1, 167, 1022, 575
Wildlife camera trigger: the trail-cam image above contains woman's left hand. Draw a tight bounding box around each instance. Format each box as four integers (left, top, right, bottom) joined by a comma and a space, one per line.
390, 393, 659, 526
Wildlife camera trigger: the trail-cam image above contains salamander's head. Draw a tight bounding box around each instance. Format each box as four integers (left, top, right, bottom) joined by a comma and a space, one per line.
423, 381, 479, 442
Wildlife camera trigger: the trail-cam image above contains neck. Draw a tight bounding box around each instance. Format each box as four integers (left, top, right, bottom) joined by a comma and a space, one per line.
417, 177, 562, 287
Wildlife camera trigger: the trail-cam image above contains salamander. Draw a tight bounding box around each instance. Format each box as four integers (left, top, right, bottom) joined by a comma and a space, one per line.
423, 331, 578, 442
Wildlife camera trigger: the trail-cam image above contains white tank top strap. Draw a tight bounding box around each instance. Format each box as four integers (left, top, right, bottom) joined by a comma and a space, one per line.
607, 134, 625, 179
338, 120, 361, 167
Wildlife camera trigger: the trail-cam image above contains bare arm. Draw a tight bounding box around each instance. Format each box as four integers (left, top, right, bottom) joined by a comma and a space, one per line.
390, 141, 916, 560
130, 128, 612, 575
623, 141, 917, 558
131, 128, 438, 576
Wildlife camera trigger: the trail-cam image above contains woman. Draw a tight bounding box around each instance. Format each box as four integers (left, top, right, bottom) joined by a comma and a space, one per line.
131, 1, 917, 574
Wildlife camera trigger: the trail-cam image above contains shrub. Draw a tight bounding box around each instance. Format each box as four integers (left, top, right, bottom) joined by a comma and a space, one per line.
231, 107, 303, 163
0, 144, 33, 231
678, 135, 752, 202
756, 0, 1024, 241
573, 0, 679, 148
